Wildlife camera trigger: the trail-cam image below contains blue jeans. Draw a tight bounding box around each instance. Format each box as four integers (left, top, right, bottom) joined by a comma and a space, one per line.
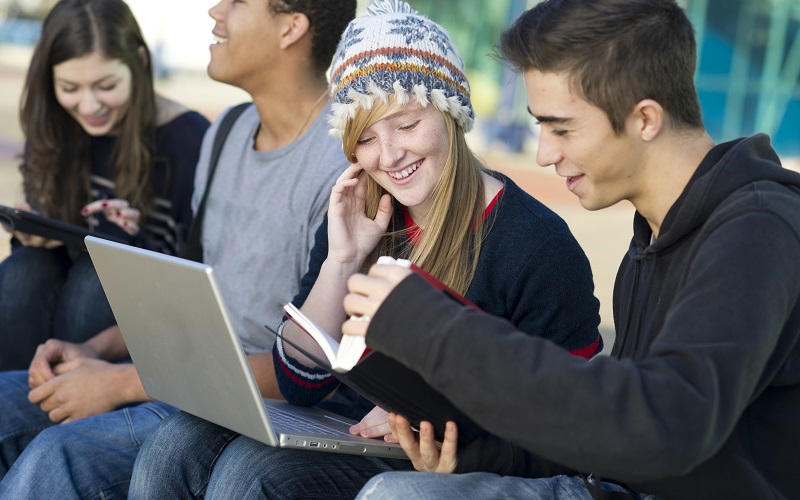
129, 411, 414, 499
0, 245, 116, 370
356, 472, 656, 500
0, 370, 177, 499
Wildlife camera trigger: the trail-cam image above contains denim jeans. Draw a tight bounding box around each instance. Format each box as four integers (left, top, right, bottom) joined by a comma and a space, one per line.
129, 411, 414, 499
356, 472, 655, 500
0, 245, 116, 370
0, 370, 177, 499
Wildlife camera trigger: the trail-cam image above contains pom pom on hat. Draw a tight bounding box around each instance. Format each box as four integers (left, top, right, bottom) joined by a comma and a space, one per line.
327, 0, 474, 138
365, 0, 416, 16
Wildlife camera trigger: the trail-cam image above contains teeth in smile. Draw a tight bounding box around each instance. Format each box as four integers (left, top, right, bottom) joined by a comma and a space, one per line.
212, 35, 228, 44
388, 161, 421, 179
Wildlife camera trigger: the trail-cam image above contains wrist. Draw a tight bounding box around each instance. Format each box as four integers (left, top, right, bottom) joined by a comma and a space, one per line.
79, 341, 102, 359
83, 326, 127, 360
320, 258, 362, 280
113, 364, 149, 405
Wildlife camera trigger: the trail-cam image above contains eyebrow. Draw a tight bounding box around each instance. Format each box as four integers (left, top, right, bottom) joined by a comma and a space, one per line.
526, 106, 572, 125
54, 74, 119, 86
386, 107, 421, 120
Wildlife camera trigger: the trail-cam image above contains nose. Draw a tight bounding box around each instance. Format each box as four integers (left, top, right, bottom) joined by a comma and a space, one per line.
77, 91, 101, 116
535, 132, 563, 168
378, 136, 404, 170
209, 0, 224, 21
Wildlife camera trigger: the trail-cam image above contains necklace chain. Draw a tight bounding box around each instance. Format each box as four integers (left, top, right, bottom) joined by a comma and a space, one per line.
255, 89, 328, 150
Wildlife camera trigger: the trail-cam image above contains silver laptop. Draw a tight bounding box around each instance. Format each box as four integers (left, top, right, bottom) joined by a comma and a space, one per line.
85, 236, 407, 460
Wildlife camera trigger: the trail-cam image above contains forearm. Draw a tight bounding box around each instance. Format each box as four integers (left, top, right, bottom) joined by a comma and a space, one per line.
366, 271, 788, 482
109, 363, 151, 405
83, 325, 129, 361
248, 352, 283, 399
272, 337, 340, 406
367, 277, 635, 474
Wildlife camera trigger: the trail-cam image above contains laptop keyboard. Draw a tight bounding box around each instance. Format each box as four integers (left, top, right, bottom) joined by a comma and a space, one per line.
266, 406, 351, 437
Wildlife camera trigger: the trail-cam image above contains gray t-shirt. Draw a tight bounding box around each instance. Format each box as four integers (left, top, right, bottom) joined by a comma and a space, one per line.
192, 103, 345, 353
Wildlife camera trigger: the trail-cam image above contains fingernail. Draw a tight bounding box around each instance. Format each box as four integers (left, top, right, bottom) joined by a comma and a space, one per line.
349, 426, 358, 434
115, 210, 121, 216
81, 208, 88, 215
101, 202, 108, 208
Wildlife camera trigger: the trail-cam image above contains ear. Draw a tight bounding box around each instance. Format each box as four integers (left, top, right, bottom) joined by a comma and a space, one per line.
630, 99, 664, 142
279, 12, 311, 50
137, 45, 150, 69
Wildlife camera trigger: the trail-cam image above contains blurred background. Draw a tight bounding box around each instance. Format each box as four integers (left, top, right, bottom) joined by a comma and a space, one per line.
1, 0, 798, 350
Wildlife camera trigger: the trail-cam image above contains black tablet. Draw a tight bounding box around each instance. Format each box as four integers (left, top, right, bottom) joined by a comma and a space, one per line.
0, 204, 127, 249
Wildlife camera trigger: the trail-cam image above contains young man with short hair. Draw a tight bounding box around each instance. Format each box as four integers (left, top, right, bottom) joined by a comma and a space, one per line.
0, 0, 356, 497
342, 1, 800, 498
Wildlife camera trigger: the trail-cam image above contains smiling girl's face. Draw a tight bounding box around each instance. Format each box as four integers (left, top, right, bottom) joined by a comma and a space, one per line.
354, 101, 450, 222
53, 51, 133, 136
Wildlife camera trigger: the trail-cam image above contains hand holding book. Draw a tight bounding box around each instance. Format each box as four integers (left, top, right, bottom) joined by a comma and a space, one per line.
342, 256, 480, 339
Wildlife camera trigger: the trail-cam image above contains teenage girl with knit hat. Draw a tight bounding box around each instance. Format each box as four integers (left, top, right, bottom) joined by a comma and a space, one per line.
130, 2, 601, 497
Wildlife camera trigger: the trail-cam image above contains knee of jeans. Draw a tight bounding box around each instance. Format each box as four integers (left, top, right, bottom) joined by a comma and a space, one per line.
130, 442, 163, 498
57, 261, 111, 313
52, 266, 115, 342
0, 248, 68, 305
357, 474, 391, 499
138, 411, 210, 463
17, 424, 77, 465
141, 414, 183, 455
64, 253, 103, 288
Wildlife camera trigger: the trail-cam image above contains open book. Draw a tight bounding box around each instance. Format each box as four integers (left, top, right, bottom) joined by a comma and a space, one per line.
283, 302, 368, 373
271, 256, 485, 445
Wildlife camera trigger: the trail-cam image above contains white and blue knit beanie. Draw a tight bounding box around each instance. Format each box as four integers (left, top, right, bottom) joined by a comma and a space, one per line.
328, 0, 474, 138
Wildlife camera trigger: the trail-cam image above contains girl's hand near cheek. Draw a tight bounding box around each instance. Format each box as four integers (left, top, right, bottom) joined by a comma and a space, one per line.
81, 198, 141, 236
327, 163, 393, 266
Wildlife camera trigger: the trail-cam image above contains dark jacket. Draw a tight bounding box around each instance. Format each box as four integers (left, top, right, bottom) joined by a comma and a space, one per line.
366, 135, 800, 499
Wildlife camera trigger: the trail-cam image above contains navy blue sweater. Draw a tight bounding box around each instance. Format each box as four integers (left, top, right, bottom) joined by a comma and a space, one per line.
273, 173, 602, 414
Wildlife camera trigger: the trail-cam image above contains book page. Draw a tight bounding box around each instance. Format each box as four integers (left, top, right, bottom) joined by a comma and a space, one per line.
283, 303, 368, 373
335, 333, 367, 373
283, 303, 340, 366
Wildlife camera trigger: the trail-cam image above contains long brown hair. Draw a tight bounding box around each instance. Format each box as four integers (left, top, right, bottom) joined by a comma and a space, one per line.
343, 96, 491, 296
19, 0, 156, 225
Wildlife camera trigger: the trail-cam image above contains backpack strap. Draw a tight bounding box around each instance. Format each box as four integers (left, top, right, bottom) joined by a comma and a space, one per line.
181, 102, 251, 261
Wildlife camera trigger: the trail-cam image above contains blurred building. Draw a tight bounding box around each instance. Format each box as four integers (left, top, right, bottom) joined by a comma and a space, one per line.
2, 0, 797, 156
689, 0, 800, 156
414, 0, 800, 157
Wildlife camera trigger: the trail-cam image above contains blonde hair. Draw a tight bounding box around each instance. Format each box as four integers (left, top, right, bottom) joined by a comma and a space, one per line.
342, 95, 493, 295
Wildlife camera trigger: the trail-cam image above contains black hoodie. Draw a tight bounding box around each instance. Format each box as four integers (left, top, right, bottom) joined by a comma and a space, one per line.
366, 135, 800, 499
